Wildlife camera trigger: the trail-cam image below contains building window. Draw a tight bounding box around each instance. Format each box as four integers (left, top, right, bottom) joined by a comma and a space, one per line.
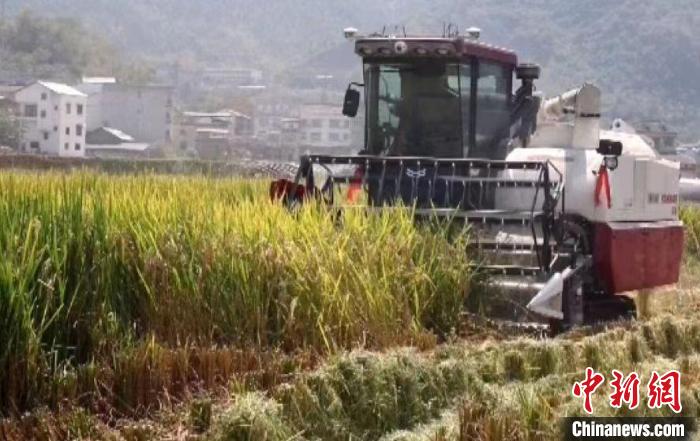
310, 132, 321, 142
40, 110, 46, 118
329, 120, 340, 129
77, 104, 83, 115
54, 105, 58, 111
343, 120, 350, 128
24, 104, 38, 117
64, 143, 69, 150
66, 127, 70, 135
76, 124, 83, 136
54, 126, 58, 132
66, 103, 71, 114
41, 93, 47, 100
311, 119, 322, 128
30, 141, 40, 149
74, 143, 81, 151
43, 131, 49, 141
329, 133, 340, 141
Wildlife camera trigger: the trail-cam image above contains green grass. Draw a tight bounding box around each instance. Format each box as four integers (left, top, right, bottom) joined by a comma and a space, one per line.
0, 171, 473, 415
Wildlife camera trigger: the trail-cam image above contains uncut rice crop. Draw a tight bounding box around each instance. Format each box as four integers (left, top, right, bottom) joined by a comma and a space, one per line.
681, 206, 700, 257
0, 172, 473, 414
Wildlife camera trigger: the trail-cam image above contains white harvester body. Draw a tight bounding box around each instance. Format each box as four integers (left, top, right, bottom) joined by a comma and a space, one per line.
499, 84, 680, 223
497, 84, 683, 319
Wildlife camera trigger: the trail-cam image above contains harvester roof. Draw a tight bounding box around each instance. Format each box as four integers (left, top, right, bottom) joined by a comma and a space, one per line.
354, 36, 517, 66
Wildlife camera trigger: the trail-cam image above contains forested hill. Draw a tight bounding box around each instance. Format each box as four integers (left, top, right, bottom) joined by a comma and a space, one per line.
425, 0, 700, 141
5, 0, 427, 68
7, 0, 700, 139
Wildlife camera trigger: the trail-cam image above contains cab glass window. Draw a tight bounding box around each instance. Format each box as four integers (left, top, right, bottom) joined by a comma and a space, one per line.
474, 61, 511, 158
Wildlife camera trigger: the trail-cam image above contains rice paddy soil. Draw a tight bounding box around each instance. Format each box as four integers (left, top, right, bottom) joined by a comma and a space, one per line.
1, 172, 699, 440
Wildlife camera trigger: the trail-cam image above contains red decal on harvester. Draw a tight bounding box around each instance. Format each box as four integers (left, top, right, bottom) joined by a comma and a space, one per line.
661, 194, 678, 204
594, 165, 611, 209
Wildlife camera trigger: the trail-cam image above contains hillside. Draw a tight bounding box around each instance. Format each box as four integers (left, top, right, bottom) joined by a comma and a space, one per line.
426, 0, 700, 140
6, 0, 700, 139
6, 0, 425, 69
0, 10, 155, 84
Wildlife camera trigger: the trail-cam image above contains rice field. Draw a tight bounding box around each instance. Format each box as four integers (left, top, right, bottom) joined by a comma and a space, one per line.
1, 170, 700, 440
0, 171, 472, 417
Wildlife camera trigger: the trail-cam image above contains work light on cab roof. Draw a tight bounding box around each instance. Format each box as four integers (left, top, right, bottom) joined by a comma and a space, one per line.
270, 26, 684, 334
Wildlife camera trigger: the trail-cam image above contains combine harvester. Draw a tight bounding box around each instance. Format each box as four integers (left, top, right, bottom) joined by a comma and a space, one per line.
272, 27, 684, 331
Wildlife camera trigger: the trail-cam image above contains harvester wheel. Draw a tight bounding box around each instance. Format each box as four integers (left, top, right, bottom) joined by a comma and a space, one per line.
550, 215, 589, 331
584, 293, 636, 324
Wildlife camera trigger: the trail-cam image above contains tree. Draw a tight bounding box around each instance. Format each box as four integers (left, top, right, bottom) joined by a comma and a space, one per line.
0, 10, 151, 84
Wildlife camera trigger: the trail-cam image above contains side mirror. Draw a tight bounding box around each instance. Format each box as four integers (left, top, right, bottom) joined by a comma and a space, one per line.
342, 84, 361, 117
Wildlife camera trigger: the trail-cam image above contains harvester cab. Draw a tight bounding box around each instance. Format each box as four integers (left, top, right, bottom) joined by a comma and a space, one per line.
272, 27, 684, 331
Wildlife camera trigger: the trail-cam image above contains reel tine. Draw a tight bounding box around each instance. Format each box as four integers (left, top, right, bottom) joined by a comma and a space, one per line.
396, 160, 404, 203
377, 159, 387, 205
430, 159, 438, 202
448, 162, 456, 205
410, 160, 420, 202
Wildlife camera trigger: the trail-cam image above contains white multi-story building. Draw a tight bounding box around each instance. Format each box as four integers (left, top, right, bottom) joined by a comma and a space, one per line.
299, 103, 360, 148
199, 67, 263, 90
15, 81, 88, 157
76, 80, 174, 146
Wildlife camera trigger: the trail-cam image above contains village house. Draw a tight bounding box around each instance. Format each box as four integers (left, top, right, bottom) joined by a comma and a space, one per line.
14, 81, 88, 157
193, 128, 231, 160
253, 100, 303, 148
85, 126, 153, 159
173, 110, 253, 159
76, 79, 174, 147
299, 103, 361, 150
198, 67, 264, 91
